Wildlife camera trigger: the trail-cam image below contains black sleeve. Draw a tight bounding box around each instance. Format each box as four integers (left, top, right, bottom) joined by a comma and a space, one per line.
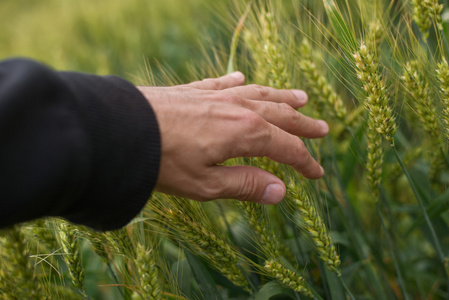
0, 58, 161, 231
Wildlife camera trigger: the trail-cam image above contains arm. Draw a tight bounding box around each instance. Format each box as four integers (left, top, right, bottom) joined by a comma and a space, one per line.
0, 58, 160, 231
0, 58, 327, 231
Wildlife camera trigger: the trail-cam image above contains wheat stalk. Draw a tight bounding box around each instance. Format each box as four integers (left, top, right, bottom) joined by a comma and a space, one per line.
436, 58, 449, 142
402, 60, 442, 141
151, 197, 250, 290
299, 39, 349, 124
402, 60, 446, 181
0, 226, 43, 299
260, 9, 290, 89
411, 0, 444, 39
237, 201, 281, 258
57, 221, 87, 298
133, 243, 162, 300
244, 29, 269, 86
28, 219, 59, 252
354, 42, 397, 196
105, 227, 135, 258
287, 181, 341, 276
81, 228, 110, 263
264, 259, 312, 297
354, 42, 397, 143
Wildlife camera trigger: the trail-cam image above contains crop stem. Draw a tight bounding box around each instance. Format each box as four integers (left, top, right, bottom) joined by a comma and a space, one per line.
376, 202, 409, 300
392, 146, 448, 279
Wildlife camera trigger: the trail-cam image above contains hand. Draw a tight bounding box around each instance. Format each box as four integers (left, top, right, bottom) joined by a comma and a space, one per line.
137, 72, 328, 205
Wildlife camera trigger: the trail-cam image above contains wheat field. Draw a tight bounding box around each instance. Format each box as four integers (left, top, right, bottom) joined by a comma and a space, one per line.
1, 0, 449, 299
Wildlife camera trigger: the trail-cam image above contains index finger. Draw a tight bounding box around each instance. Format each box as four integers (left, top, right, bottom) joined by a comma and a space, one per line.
184, 72, 245, 90
227, 84, 308, 109
226, 114, 324, 179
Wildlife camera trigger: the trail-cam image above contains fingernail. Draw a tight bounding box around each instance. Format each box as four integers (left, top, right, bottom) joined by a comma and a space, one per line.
320, 166, 325, 176
318, 120, 329, 134
261, 183, 285, 204
292, 90, 308, 106
230, 71, 245, 82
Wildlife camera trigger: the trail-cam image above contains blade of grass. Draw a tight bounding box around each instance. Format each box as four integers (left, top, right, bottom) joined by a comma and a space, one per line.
341, 124, 366, 188
392, 145, 449, 283
405, 187, 449, 234
226, 3, 251, 74
376, 202, 410, 300
338, 276, 356, 300
184, 249, 224, 300
319, 137, 389, 299
319, 261, 342, 300
323, 0, 357, 55
441, 147, 449, 169
251, 281, 296, 300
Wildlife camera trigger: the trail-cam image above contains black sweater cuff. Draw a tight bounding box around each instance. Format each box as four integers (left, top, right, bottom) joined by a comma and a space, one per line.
58, 71, 161, 231
0, 58, 160, 231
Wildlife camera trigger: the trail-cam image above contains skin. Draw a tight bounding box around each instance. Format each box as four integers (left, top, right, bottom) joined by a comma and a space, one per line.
137, 71, 328, 205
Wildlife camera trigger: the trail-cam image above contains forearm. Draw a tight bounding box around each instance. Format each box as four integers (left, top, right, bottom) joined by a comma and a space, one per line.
0, 58, 160, 231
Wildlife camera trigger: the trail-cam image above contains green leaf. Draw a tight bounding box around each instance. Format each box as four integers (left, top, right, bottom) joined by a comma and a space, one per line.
323, 0, 357, 55
226, 3, 251, 74
426, 188, 449, 218
342, 118, 366, 187
171, 258, 192, 297
406, 187, 449, 235
184, 249, 224, 300
322, 264, 345, 300
330, 231, 350, 247
251, 281, 297, 300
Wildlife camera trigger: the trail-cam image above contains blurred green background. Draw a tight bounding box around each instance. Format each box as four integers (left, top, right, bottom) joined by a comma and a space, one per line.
0, 0, 235, 83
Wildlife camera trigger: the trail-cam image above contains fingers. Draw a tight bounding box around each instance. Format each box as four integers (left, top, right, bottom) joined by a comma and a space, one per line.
264, 125, 325, 178
209, 165, 286, 204
226, 84, 308, 109
185, 71, 245, 90
237, 100, 329, 138
223, 113, 324, 179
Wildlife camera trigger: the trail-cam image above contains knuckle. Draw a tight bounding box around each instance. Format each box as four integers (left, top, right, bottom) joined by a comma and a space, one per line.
291, 138, 308, 161
279, 102, 293, 113
249, 84, 269, 99
278, 103, 299, 127
290, 142, 316, 174
197, 138, 216, 160
236, 175, 259, 201
296, 139, 308, 156
235, 112, 270, 157
201, 181, 223, 200
219, 93, 241, 105
240, 111, 264, 129
194, 173, 226, 201
203, 78, 221, 89
234, 140, 253, 158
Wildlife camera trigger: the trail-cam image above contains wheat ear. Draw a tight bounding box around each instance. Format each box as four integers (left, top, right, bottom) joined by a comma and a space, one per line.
134, 243, 162, 300
237, 201, 281, 258
155, 200, 250, 290
0, 225, 43, 299
436, 58, 449, 142
354, 42, 397, 196
354, 42, 397, 143
57, 221, 87, 298
402, 60, 442, 141
287, 182, 341, 276
411, 0, 444, 39
299, 39, 348, 123
264, 259, 312, 297
260, 10, 290, 89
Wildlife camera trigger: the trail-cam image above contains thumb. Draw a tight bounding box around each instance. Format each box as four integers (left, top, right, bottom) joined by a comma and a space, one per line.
212, 165, 286, 204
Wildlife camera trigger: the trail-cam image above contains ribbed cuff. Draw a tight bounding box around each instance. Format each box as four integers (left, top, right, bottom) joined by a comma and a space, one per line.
58, 72, 160, 231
